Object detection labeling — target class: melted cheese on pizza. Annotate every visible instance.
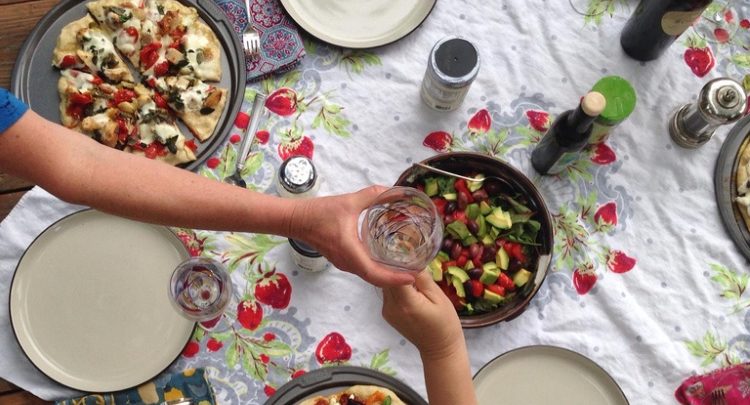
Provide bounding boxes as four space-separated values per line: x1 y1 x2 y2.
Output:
82 31 117 64
183 33 212 78
61 70 96 92
115 19 141 54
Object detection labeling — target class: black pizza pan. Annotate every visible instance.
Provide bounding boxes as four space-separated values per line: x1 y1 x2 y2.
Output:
265 366 428 405
11 0 246 172
715 114 750 260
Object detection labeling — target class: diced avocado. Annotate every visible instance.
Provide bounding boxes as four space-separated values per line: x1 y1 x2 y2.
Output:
513 268 533 287
463 260 475 271
424 178 439 197
483 289 505 304
447 266 470 283
466 203 480 220
429 257 443 282
479 200 492 215
481 234 494 246
468 175 485 192
443 192 457 201
490 227 500 239
446 221 471 239
486 207 513 229
495 247 510 270
479 263 499 285
461 236 478 246
477 215 487 238
452 277 466 298
437 251 450 262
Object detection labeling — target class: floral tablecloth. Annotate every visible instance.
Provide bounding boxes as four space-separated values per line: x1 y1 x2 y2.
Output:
3 1 750 404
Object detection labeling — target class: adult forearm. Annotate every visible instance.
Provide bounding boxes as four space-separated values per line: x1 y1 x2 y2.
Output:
420 339 477 405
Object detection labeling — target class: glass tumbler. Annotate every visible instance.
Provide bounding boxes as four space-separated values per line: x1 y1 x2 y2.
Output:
359 186 443 272
169 257 232 322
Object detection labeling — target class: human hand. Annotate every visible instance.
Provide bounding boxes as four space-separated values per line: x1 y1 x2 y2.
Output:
381 269 464 360
289 185 416 287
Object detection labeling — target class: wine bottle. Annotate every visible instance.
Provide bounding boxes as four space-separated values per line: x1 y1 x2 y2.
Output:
531 92 606 175
620 0 712 61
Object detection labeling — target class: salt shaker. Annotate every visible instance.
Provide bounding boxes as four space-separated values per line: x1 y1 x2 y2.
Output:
420 36 480 111
669 78 747 149
276 156 319 198
288 239 330 273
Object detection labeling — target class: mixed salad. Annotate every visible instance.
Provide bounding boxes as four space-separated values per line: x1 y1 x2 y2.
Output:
415 173 541 315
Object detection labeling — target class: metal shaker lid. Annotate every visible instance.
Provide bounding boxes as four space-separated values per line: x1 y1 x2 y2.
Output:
428 37 480 88
279 156 317 194
699 78 747 124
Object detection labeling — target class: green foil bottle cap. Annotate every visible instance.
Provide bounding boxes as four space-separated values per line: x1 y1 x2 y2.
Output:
591 76 636 126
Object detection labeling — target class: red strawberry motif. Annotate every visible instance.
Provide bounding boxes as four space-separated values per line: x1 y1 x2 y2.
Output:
263 332 276 342
468 109 491 134
175 230 205 257
255 272 292 309
725 9 734 23
526 110 550 132
291 369 306 379
265 88 298 116
594 202 618 229
206 157 221 169
182 341 199 357
573 267 597 295
256 129 270 145
590 143 616 165
315 332 352 364
206 338 223 352
278 136 314 160
607 250 636 274
684 36 715 78
423 131 452 152
234 111 250 129
264 385 276 397
741 19 750 29
237 300 263 330
229 133 241 144
714 28 730 43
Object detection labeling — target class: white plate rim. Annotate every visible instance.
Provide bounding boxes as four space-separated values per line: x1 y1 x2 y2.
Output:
8 209 195 392
473 345 629 404
279 0 437 49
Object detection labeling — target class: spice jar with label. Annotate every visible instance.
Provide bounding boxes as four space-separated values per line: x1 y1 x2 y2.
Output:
276 156 320 198
420 36 480 111
288 239 330 273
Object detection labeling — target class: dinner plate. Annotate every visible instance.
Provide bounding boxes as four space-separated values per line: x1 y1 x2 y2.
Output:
473 346 628 405
9 210 194 392
279 0 437 49
10 0 246 172
715 115 750 260
266 366 427 405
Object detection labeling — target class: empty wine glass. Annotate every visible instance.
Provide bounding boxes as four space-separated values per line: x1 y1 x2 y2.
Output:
359 187 443 273
169 257 232 323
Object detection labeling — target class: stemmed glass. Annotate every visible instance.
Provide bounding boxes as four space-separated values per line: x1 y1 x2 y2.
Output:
359 187 443 273
169 257 233 328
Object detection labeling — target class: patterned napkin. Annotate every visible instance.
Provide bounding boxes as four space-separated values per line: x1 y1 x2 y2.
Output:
675 363 750 404
54 369 215 405
212 0 305 82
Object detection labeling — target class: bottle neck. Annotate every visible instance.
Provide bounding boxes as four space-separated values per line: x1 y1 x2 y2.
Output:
566 104 597 134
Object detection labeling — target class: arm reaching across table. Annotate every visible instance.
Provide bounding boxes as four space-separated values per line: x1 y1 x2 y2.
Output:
0 88 414 287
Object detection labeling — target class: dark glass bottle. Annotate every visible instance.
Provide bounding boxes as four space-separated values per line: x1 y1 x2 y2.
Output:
531 92 606 175
621 0 712 61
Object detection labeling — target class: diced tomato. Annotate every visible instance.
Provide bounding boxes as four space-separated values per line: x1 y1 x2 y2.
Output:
116 118 129 143
440 282 465 311
454 178 469 193
66 104 86 121
456 255 468 268
432 197 447 216
90 75 103 85
153 60 169 77
469 280 484 298
144 142 168 159
111 88 136 106
454 210 467 224
458 188 474 204
170 27 186 43
414 184 425 192
140 42 161 70
146 77 158 88
184 139 198 152
153 92 168 109
59 55 78 69
487 284 506 297
441 260 457 272
471 256 483 269
498 272 515 291
124 26 139 40
500 240 527 263
69 92 93 106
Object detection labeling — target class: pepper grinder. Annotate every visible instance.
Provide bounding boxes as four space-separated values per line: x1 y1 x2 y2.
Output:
669 78 747 149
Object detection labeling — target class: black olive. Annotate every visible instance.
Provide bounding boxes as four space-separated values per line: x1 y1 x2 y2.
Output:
482 245 497 262
450 242 463 260
468 268 483 280
467 220 479 235
442 237 454 252
445 201 457 214
200 107 214 115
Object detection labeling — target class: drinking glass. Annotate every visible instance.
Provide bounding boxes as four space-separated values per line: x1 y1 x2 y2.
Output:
169 257 232 322
359 186 443 272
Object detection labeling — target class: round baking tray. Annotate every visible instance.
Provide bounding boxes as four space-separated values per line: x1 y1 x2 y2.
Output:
10 0 246 172
715 115 750 261
265 366 427 405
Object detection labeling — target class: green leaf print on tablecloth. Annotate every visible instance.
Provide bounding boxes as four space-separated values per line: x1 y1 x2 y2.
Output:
367 349 397 377
710 263 750 313
686 331 739 368
222 233 285 274
577 0 628 25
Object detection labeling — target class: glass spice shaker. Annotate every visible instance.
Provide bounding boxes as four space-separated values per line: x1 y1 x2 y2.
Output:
420 36 480 111
669 78 747 149
275 156 320 198
288 239 330 273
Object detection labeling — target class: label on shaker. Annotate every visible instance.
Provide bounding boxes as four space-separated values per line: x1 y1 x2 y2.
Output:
420 76 470 111
661 10 704 36
547 151 580 174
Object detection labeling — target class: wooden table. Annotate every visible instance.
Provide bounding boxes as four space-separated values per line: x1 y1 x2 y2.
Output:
1 1 58 403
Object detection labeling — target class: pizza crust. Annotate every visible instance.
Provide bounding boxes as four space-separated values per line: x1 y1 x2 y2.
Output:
181 88 226 141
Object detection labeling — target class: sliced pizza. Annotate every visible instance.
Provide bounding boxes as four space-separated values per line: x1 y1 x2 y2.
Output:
57 69 117 129
86 0 144 66
299 385 406 405
149 75 226 141
736 138 750 232
53 14 135 84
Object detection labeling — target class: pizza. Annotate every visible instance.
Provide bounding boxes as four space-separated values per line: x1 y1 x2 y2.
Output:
53 0 226 165
299 385 406 405
736 137 750 232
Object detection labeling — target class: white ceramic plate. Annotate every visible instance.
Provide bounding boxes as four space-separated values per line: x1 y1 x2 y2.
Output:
279 0 436 48
10 210 194 392
474 346 628 405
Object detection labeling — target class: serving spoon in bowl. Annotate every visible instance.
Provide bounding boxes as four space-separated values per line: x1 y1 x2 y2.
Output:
225 92 266 188
410 162 514 190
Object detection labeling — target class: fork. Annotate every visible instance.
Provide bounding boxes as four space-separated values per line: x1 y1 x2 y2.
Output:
711 388 727 405
225 92 266 188
242 0 261 56
411 162 514 189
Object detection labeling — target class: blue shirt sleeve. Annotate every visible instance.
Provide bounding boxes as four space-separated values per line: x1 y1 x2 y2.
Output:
0 88 29 134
